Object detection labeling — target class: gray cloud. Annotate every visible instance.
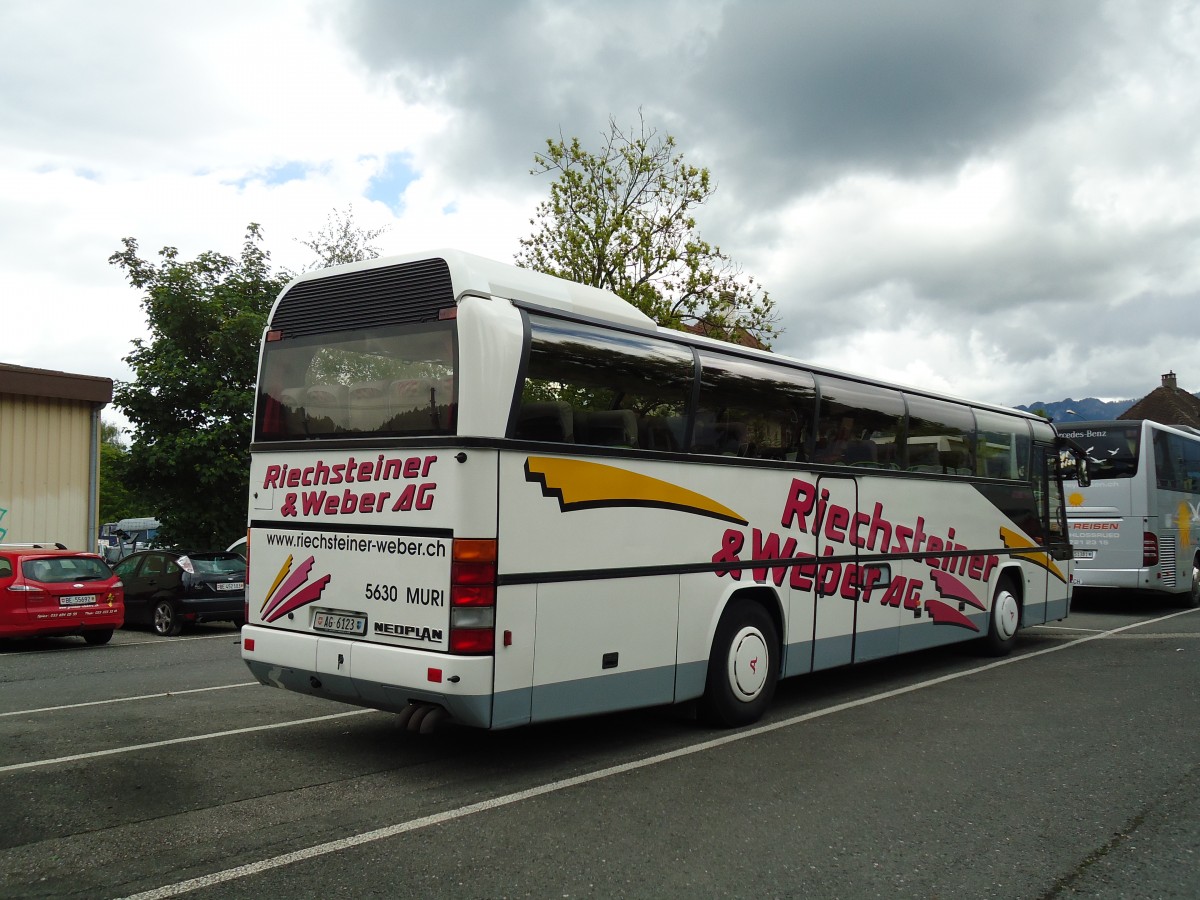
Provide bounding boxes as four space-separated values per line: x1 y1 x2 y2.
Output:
6 0 1197 411
689 2 1110 191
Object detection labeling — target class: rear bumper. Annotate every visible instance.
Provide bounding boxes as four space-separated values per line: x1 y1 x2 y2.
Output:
1071 567 1145 589
179 595 244 621
240 624 494 728
1069 567 1179 592
1 606 124 638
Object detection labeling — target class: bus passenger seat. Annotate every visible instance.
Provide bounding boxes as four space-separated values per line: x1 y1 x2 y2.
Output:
691 411 720 454
390 379 434 413
666 416 689 450
714 422 749 456
305 384 347 430
280 388 307 431
639 416 678 451
578 410 638 447
514 401 574 443
348 381 390 431
843 438 878 464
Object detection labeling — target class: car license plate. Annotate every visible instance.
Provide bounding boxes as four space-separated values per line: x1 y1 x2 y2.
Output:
312 610 367 636
59 594 97 607
216 582 244 591
1073 549 1096 560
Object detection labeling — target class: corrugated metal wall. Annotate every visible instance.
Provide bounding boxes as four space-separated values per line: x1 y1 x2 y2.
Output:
0 392 96 550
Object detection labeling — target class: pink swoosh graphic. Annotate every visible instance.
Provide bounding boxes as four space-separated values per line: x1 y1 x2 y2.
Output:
264 575 332 622
263 557 316 619
929 570 986 610
924 598 980 631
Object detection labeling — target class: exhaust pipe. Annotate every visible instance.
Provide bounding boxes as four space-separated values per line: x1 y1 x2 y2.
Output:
395 702 449 734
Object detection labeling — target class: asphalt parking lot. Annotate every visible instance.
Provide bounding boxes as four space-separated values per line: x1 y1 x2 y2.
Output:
1 595 1198 899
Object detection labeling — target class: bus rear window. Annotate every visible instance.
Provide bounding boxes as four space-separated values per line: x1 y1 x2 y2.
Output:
255 322 456 440
1058 425 1140 479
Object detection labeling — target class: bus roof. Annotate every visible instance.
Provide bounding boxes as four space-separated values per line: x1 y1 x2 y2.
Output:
275 249 1050 426
279 249 656 330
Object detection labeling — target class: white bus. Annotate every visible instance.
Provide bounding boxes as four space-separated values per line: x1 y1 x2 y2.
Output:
1058 419 1200 607
241 250 1083 731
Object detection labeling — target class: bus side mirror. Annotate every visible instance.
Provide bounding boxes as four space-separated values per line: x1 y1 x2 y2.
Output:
1075 455 1091 488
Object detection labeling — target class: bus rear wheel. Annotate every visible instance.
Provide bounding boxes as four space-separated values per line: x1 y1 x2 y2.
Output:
982 578 1021 656
699 599 779 728
1183 561 1200 609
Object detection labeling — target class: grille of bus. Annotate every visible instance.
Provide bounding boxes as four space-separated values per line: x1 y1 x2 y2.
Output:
271 257 454 336
1159 535 1178 587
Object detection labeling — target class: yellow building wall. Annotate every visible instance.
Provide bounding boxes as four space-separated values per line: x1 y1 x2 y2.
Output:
0 392 97 550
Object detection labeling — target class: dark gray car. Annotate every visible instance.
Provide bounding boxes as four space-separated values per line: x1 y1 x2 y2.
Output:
112 550 245 636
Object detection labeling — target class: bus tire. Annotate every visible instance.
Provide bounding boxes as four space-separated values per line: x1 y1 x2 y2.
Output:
1183 561 1200 609
83 629 113 646
982 577 1021 656
699 599 779 728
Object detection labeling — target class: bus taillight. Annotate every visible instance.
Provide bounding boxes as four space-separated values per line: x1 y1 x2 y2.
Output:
1143 532 1159 567
450 539 496 654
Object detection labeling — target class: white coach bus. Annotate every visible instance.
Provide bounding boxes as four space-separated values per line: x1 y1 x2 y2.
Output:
1058 419 1200 607
241 250 1084 731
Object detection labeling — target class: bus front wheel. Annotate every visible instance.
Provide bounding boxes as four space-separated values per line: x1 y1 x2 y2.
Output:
983 578 1021 656
699 599 779 728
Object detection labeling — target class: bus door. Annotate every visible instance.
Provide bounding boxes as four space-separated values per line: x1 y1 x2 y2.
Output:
1026 444 1067 623
808 476 870 670
851 480 902 663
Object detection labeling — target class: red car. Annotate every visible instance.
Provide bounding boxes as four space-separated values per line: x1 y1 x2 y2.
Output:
0 546 125 644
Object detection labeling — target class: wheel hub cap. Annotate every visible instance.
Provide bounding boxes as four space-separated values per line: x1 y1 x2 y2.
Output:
995 591 1019 640
728 627 769 701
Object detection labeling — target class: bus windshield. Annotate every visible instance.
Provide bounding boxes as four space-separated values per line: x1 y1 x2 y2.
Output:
255 321 456 440
1058 424 1140 479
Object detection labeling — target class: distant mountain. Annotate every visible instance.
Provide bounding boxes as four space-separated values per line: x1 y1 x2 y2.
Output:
1014 397 1134 422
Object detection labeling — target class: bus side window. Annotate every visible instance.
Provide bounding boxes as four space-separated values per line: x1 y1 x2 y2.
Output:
974 409 1031 480
694 351 816 461
815 375 904 469
517 316 694 449
904 395 976 475
1154 430 1180 491
1182 432 1200 491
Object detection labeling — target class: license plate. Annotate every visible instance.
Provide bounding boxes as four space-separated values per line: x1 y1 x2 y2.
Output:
312 610 367 636
59 595 97 607
1073 549 1096 560
216 582 244 591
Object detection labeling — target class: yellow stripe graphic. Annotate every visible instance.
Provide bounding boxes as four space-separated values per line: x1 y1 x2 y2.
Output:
261 554 292 612
999 526 1066 583
525 457 748 525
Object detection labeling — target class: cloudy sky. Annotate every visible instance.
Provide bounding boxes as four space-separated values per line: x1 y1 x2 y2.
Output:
4 0 1199 418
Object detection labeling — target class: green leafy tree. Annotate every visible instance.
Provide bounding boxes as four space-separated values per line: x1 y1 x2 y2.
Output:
98 420 148 523
517 115 779 348
109 225 287 549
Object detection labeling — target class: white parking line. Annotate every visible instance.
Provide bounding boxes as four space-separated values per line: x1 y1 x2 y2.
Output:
0 710 375 775
115 633 241 648
0 631 237 658
0 682 259 718
118 606 1199 900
